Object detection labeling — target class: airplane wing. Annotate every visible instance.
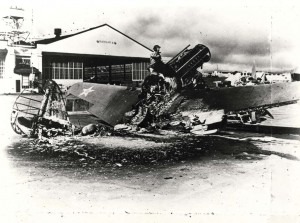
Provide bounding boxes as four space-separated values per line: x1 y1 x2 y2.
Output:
180 81 300 112
67 82 140 126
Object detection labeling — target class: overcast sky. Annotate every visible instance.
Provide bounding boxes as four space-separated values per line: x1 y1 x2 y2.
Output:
1 0 300 72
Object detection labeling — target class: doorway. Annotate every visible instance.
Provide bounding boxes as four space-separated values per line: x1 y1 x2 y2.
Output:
16 80 20 92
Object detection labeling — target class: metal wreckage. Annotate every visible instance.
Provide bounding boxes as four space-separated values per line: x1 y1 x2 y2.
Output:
10 44 300 138
11 80 70 138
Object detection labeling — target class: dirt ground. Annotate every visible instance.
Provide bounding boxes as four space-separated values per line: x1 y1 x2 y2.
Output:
0 95 300 223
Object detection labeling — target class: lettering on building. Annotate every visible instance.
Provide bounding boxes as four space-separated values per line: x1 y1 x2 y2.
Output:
96 40 117 45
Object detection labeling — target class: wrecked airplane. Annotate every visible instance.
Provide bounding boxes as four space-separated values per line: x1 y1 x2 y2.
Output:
66 44 225 135
11 44 300 137
66 44 300 135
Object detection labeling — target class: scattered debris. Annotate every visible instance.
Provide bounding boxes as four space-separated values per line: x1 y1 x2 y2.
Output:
9 132 297 170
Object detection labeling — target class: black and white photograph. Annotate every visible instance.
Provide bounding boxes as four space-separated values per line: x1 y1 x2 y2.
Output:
0 0 300 222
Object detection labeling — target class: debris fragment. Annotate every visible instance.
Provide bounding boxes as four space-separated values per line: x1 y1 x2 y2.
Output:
81 124 97 135
114 124 130 131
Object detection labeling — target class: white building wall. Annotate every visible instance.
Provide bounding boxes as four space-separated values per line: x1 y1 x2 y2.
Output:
30 49 42 71
0 41 41 94
38 25 151 58
0 41 18 93
5 47 18 93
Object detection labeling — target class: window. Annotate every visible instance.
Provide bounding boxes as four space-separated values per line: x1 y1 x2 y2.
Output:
0 58 4 79
22 75 29 88
97 66 109 82
66 98 92 112
45 61 83 79
132 62 150 81
111 65 125 83
84 65 110 83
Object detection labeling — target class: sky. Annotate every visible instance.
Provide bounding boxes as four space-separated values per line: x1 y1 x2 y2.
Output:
1 0 300 72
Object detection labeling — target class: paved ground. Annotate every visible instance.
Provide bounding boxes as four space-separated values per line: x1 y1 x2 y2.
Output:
0 95 300 223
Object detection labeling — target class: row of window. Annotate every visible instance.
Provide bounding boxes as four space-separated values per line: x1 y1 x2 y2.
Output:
0 58 149 81
84 64 131 79
54 62 150 81
51 62 83 68
44 62 83 79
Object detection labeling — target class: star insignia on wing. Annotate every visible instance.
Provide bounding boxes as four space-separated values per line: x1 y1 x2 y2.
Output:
79 86 95 97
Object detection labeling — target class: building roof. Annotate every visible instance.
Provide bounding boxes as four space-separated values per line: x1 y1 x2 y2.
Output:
35 23 152 52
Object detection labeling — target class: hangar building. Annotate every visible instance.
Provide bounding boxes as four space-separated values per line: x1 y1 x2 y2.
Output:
0 24 152 93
